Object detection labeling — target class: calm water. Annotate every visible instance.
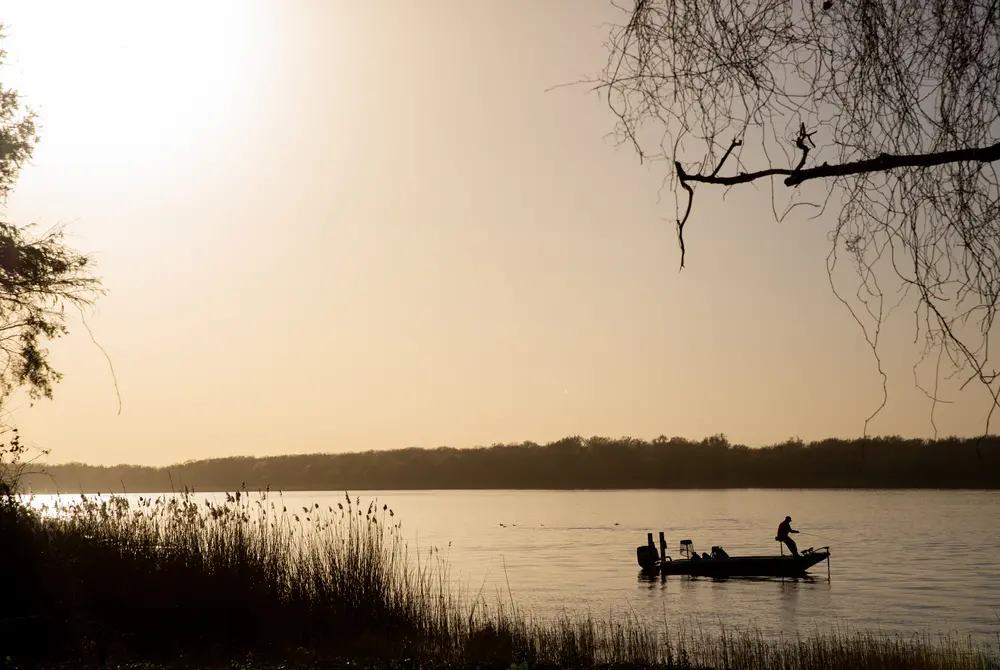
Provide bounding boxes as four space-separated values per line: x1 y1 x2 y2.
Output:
31 489 1000 644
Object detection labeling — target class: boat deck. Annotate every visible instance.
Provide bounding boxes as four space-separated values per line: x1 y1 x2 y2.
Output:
653 549 830 578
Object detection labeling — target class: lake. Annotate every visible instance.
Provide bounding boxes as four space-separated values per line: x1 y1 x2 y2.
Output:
29 488 1000 645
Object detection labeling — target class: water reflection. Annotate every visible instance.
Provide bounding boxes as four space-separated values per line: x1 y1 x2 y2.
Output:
638 572 824 585
778 577 803 626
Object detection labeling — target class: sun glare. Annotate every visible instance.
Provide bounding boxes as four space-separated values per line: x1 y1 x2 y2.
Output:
2 0 263 185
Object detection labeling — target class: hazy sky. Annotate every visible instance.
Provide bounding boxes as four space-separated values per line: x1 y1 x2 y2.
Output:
0 1 993 466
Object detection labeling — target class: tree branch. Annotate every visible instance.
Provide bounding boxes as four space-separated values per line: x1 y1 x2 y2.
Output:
677 178 694 268
676 137 743 268
677 139 1000 189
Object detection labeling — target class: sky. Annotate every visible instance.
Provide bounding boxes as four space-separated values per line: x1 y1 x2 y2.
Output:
0 0 994 467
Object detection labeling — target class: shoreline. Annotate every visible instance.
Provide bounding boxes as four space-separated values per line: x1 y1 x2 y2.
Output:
21 484 1000 493
20 433 1000 493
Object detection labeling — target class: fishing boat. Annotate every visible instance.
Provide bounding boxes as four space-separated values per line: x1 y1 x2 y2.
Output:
636 532 830 579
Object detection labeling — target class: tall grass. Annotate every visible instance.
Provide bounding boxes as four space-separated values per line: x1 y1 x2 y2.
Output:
1 489 997 669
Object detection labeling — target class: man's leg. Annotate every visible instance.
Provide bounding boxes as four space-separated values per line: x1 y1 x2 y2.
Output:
783 537 799 556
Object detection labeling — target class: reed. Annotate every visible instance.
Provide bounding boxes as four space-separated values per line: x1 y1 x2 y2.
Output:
0 490 997 669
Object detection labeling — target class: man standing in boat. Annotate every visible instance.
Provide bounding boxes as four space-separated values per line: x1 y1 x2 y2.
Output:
776 516 800 556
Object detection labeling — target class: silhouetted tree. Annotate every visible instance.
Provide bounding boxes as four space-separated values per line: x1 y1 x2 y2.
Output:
0 26 102 493
20 434 1000 493
595 0 1000 431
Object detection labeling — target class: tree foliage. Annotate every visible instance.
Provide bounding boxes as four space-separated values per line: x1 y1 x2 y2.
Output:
20 434 1000 493
0 26 102 492
595 0 1000 431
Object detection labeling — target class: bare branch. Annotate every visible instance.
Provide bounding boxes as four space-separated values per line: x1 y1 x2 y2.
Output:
594 0 1000 442
678 139 1000 189
711 137 743 177
677 177 695 268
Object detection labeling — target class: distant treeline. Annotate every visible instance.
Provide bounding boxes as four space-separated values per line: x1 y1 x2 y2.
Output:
21 434 1000 494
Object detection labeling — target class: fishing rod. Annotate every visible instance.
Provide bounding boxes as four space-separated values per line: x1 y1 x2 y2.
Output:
797 530 835 541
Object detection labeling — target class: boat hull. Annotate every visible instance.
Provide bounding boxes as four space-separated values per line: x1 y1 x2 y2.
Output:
649 550 830 578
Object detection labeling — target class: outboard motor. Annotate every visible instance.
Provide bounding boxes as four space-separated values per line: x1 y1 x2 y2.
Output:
637 532 660 571
636 544 658 571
